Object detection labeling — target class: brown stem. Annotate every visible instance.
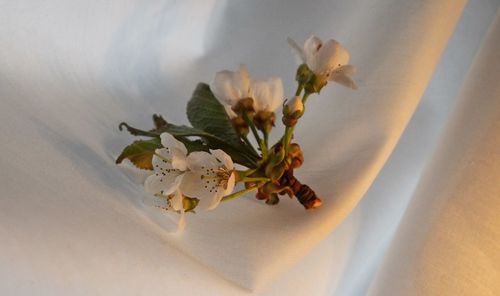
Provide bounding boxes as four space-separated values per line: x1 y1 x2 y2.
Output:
278 169 322 209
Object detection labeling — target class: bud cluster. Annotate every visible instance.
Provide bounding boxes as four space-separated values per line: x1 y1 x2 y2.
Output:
246 143 306 205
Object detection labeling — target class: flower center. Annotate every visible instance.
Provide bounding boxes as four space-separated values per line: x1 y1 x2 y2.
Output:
201 166 234 192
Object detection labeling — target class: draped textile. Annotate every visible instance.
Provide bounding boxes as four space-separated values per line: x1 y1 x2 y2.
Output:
0 0 498 295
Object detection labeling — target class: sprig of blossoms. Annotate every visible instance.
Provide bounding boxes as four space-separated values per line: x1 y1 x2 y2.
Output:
116 35 357 231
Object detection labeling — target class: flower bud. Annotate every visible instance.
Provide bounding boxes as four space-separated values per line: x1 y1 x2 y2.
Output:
288 143 304 169
269 163 287 181
256 190 268 200
268 145 286 166
282 96 305 127
296 63 312 85
288 96 304 115
265 193 280 205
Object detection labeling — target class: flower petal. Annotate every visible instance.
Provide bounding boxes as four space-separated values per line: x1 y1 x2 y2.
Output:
224 104 238 119
154 148 172 163
179 171 222 210
236 64 252 98
303 35 323 72
170 189 184 211
224 172 236 196
287 37 305 64
186 151 218 172
266 77 284 111
316 39 350 75
331 73 358 90
144 171 183 196
210 149 234 171
161 133 187 155
251 77 284 112
287 96 304 114
332 64 356 77
211 65 252 107
251 80 270 111
212 70 240 106
171 149 188 171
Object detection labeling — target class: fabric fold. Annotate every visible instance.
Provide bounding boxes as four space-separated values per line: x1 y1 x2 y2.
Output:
369 8 500 295
0 0 470 293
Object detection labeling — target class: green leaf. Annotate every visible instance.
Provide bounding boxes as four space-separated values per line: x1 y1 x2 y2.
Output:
187 83 240 142
186 83 259 167
154 124 214 138
181 138 209 153
115 138 162 170
119 122 158 137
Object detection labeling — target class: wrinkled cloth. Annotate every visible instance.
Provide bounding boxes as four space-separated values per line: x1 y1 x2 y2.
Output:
0 0 499 295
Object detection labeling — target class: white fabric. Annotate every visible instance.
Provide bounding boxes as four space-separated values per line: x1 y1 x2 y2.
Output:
0 0 499 295
369 9 500 295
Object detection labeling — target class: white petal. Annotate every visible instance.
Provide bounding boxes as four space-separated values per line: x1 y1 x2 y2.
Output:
154 148 172 162
160 133 187 156
171 149 188 171
303 35 323 71
224 172 236 196
186 151 218 172
211 65 253 107
210 149 234 171
331 73 358 90
202 172 235 211
206 192 225 210
251 80 270 111
152 150 186 175
251 77 284 112
287 37 305 64
287 96 304 114
179 171 222 210
144 172 183 196
212 70 240 105
332 64 356 77
316 39 350 75
170 190 184 211
266 77 284 112
236 64 252 98
224 104 238 119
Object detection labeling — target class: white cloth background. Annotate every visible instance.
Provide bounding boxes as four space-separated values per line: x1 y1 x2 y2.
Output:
0 0 498 295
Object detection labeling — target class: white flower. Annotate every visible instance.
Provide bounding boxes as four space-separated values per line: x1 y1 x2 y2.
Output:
287 36 357 89
251 77 284 113
286 96 304 114
180 149 235 210
144 133 188 196
212 64 252 107
143 133 189 231
141 133 238 229
212 65 284 116
149 189 186 231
